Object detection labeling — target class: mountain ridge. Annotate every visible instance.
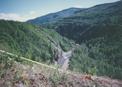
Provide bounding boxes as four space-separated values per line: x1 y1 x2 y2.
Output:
27 1 122 26
27 7 83 25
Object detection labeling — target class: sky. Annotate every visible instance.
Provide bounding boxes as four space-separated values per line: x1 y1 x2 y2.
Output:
0 0 120 22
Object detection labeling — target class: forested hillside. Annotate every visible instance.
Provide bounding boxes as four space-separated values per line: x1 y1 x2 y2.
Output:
54 1 122 42
0 20 72 64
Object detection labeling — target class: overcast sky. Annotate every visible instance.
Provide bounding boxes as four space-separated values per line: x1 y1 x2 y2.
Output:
0 0 120 21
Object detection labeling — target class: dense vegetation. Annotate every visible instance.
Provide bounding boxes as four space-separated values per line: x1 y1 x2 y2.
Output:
0 20 72 64
0 19 122 80
54 1 122 42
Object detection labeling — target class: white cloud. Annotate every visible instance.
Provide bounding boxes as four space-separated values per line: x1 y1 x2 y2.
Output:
0 11 40 22
0 13 25 22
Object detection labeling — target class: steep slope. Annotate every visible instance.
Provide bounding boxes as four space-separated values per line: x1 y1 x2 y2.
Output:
0 51 122 87
27 8 82 26
0 20 72 64
55 1 122 42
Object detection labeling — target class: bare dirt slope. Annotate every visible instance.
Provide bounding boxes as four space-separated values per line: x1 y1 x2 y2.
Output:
0 50 122 87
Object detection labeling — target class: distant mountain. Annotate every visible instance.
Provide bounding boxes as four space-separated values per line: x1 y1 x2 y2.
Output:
54 0 122 43
27 8 83 25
